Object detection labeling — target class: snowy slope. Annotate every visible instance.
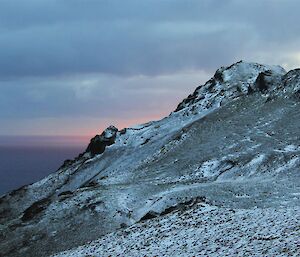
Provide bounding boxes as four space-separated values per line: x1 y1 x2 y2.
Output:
0 61 300 257
53 203 300 257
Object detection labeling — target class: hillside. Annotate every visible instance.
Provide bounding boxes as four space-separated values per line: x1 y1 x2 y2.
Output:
1 61 299 257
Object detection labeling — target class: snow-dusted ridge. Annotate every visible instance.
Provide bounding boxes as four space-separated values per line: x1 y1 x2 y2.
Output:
0 61 300 257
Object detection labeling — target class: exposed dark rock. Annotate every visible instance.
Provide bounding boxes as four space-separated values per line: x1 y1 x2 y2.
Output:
86 125 118 156
224 60 243 71
247 85 254 94
213 69 224 82
174 90 200 112
255 72 270 92
254 70 284 93
21 197 51 222
120 223 127 229
88 200 104 211
236 85 242 93
174 103 185 112
207 79 217 92
80 180 99 189
282 69 300 96
282 69 300 85
58 191 73 197
140 211 159 221
173 133 182 141
61 159 73 169
141 138 150 145
175 95 196 112
119 128 127 135
87 181 99 187
8 185 28 198
140 196 206 222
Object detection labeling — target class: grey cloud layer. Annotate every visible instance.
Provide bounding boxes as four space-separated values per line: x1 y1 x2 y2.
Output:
0 71 209 119
1 0 300 134
1 0 300 78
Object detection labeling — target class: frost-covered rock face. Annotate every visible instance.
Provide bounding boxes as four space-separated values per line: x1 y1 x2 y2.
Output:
1 61 300 257
86 125 118 156
282 69 300 96
175 61 285 112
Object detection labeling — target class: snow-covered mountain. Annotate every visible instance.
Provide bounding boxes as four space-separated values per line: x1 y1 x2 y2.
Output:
1 61 299 257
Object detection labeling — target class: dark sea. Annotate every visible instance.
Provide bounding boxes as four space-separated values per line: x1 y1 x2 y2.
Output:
0 136 88 195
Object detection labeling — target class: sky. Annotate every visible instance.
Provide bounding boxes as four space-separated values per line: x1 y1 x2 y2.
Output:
1 0 300 138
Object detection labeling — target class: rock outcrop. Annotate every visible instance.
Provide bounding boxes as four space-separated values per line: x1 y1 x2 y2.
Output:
86 125 118 156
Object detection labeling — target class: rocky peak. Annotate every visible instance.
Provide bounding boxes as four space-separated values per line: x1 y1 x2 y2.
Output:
175 61 286 112
216 60 285 85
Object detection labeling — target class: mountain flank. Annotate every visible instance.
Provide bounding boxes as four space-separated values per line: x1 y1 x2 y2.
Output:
0 61 299 257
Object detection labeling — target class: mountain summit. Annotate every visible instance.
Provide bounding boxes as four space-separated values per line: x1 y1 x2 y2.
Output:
1 61 299 257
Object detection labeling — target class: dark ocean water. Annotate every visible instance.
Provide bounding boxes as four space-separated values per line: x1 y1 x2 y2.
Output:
0 144 85 195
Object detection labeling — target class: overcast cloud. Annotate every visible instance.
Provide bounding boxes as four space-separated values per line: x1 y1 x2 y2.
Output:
1 0 300 135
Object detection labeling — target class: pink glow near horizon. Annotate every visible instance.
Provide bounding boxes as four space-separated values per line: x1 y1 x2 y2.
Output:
0 112 171 148
76 113 170 139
